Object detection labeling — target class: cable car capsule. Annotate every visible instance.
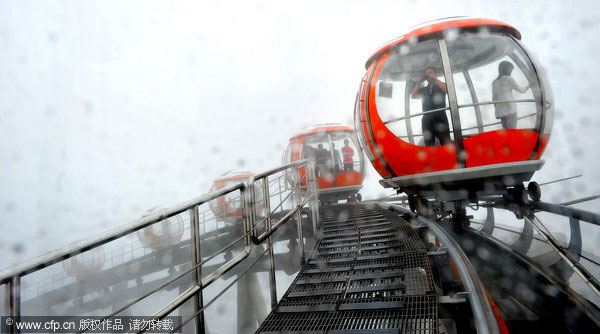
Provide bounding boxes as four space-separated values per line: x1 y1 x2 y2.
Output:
137 208 184 249
283 123 366 203
354 17 553 200
209 170 255 222
62 247 105 277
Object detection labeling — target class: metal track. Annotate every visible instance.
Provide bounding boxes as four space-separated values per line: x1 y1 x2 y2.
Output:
256 204 437 334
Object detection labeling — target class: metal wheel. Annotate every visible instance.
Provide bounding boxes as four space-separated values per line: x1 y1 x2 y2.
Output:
528 181 541 202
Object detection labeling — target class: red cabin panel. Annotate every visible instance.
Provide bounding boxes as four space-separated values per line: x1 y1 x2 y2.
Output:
464 130 539 167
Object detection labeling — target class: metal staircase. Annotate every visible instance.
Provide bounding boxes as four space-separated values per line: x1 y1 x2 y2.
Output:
256 204 438 333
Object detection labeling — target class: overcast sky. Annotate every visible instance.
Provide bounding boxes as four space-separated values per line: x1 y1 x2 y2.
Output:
1 0 599 269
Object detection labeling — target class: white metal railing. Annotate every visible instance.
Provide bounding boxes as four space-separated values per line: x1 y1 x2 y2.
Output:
0 159 319 334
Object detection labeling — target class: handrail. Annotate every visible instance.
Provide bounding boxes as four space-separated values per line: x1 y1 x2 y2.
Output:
0 182 246 283
385 204 500 334
145 159 318 331
1 159 320 334
251 190 312 245
254 159 310 179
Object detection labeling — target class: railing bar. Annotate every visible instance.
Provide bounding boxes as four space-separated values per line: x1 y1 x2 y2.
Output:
6 160 317 333
253 192 312 244
0 182 246 283
397 112 538 138
86 206 274 326
383 99 536 125
528 215 600 298
294 165 305 264
253 172 309 230
457 98 536 109
253 159 310 180
533 201 600 226
263 176 278 307
383 106 451 124
146 285 201 328
9 275 20 334
189 205 205 333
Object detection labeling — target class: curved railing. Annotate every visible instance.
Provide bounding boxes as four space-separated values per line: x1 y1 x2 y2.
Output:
0 160 319 334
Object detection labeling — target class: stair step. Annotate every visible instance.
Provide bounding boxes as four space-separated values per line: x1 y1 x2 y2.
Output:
351 271 405 281
304 266 352 274
329 329 400 334
277 304 337 313
288 288 344 298
338 301 405 311
296 276 348 285
347 283 406 294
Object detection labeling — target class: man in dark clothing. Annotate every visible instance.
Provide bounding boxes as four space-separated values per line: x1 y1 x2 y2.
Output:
410 67 451 146
315 144 331 177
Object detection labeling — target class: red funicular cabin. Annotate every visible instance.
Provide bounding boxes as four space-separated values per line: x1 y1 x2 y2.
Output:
284 124 366 203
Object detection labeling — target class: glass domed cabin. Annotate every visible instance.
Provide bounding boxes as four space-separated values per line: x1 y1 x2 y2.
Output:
137 208 184 249
209 170 254 221
284 124 366 203
354 17 554 199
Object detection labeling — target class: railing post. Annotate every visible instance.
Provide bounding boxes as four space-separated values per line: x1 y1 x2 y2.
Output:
4 283 9 316
246 178 256 243
308 160 320 235
8 275 20 334
278 177 284 214
294 165 305 264
262 177 278 308
189 205 205 334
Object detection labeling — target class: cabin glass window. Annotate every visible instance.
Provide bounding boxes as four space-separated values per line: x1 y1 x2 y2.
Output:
446 33 543 134
375 38 454 146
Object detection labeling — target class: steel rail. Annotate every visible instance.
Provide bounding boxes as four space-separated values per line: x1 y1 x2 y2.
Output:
533 201 600 226
526 215 600 299
559 195 600 207
385 204 500 334
470 219 600 267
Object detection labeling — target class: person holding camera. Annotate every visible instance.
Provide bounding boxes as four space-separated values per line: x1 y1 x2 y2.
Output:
411 66 451 146
492 61 533 129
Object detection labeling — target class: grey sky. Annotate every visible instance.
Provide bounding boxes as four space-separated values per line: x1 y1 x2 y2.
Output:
1 0 599 268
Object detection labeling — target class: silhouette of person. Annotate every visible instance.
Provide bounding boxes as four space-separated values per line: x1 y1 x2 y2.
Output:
411 66 451 146
492 61 532 129
341 139 355 172
315 143 330 177
332 142 341 173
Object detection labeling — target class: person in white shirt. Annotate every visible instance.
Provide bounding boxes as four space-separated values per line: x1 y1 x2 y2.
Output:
491 61 533 129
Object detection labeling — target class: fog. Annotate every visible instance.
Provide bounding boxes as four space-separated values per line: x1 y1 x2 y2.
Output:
1 0 599 269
